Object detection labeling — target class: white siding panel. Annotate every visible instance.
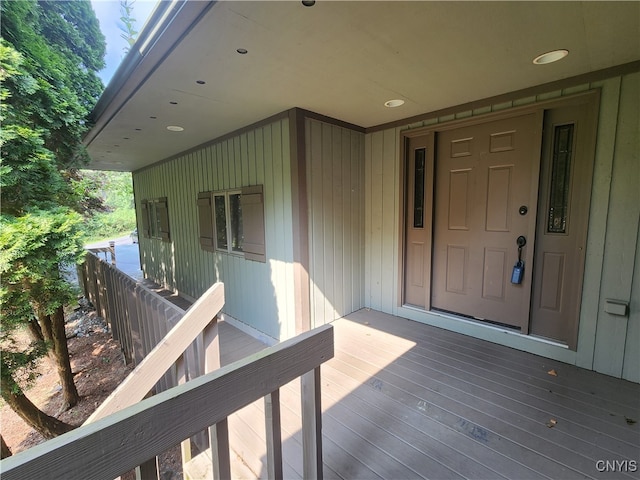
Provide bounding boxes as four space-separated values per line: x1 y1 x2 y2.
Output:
306 118 365 327
133 118 294 341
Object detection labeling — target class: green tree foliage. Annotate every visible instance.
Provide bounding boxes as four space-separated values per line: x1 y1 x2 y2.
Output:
79 170 136 242
0 0 106 439
119 0 139 53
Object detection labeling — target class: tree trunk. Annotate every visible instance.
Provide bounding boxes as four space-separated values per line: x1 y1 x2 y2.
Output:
39 311 54 348
26 316 45 344
51 306 79 410
1 435 11 459
0 368 75 440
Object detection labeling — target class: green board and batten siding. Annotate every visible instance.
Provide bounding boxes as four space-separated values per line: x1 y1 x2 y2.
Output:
306 118 365 327
364 72 640 382
133 118 296 341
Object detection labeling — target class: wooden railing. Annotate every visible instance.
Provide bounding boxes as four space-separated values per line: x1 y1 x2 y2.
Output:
88 240 116 265
0 323 334 480
3 253 335 479
78 251 197 391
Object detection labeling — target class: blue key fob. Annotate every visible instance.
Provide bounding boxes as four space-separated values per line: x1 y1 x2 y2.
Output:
511 261 524 284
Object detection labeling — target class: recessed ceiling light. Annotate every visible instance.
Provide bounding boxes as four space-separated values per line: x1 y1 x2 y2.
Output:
196 80 206 85
533 49 569 65
123 137 130 140
167 125 184 132
149 116 157 119
169 101 178 105
302 0 315 6
135 128 142 131
384 99 405 108
237 48 248 55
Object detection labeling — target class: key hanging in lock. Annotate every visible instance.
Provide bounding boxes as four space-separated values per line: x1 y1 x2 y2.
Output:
511 236 526 284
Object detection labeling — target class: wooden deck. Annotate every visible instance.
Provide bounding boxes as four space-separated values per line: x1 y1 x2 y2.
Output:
218 310 640 480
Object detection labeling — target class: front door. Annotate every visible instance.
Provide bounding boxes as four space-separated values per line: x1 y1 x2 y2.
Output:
430 113 542 330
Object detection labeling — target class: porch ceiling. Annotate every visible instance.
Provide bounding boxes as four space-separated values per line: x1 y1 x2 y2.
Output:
85 1 640 172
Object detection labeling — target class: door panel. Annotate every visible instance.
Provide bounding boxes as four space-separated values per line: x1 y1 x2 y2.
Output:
448 170 471 229
486 166 512 231
482 247 507 300
432 113 542 329
404 134 434 308
530 103 596 349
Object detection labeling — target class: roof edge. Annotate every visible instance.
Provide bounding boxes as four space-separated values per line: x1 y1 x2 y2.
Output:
84 1 216 148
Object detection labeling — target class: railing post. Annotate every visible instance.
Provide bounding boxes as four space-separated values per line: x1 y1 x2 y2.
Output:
109 240 116 265
301 367 323 480
177 354 192 467
136 452 159 480
265 389 283 480
204 318 231 480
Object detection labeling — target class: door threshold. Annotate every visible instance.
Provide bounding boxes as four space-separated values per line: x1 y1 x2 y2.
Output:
405 306 570 349
528 334 569 349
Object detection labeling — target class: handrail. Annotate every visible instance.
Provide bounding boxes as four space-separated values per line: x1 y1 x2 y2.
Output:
85 282 224 423
87 241 116 265
1 324 334 480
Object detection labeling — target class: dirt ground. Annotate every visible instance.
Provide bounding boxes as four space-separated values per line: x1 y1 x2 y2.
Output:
1 302 183 479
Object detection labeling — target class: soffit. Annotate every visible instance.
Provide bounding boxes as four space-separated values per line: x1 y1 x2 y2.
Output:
86 1 640 172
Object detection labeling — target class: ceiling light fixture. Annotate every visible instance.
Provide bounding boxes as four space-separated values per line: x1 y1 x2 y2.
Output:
196 80 206 85
384 99 405 108
237 48 248 55
302 0 315 6
533 49 569 65
167 125 184 132
169 101 178 105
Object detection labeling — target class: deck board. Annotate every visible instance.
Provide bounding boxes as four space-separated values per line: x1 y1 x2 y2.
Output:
212 310 640 480
335 318 639 456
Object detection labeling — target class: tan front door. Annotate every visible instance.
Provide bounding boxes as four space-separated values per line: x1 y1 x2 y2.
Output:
530 101 597 349
431 113 543 330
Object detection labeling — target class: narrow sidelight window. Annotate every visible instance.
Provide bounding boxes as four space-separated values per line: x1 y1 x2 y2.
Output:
547 124 574 234
414 148 426 228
